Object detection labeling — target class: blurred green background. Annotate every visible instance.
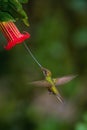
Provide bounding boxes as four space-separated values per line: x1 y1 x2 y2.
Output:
0 0 87 130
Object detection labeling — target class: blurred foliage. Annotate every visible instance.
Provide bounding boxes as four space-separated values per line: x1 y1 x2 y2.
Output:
0 0 87 130
75 112 87 130
0 0 29 26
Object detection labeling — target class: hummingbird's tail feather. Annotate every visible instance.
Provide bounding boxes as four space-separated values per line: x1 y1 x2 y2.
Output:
55 94 64 104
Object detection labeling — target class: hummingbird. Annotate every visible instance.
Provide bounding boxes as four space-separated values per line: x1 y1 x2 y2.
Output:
23 42 77 103
30 67 77 103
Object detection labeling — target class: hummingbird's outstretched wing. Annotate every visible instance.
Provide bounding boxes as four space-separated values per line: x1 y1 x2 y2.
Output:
29 75 77 87
29 80 51 87
54 75 77 86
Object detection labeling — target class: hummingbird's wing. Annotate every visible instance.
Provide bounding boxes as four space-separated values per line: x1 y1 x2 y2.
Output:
29 75 77 87
29 80 51 87
53 75 77 86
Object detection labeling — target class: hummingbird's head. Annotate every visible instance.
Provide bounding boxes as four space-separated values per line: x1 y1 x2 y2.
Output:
42 67 52 77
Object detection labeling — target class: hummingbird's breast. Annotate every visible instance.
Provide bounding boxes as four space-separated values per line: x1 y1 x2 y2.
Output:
45 76 58 95
46 76 54 85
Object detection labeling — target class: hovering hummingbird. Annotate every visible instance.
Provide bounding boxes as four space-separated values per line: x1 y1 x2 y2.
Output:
23 42 77 103
30 67 77 103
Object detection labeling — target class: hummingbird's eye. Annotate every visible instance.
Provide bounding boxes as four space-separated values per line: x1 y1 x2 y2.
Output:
44 70 47 74
43 70 47 76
